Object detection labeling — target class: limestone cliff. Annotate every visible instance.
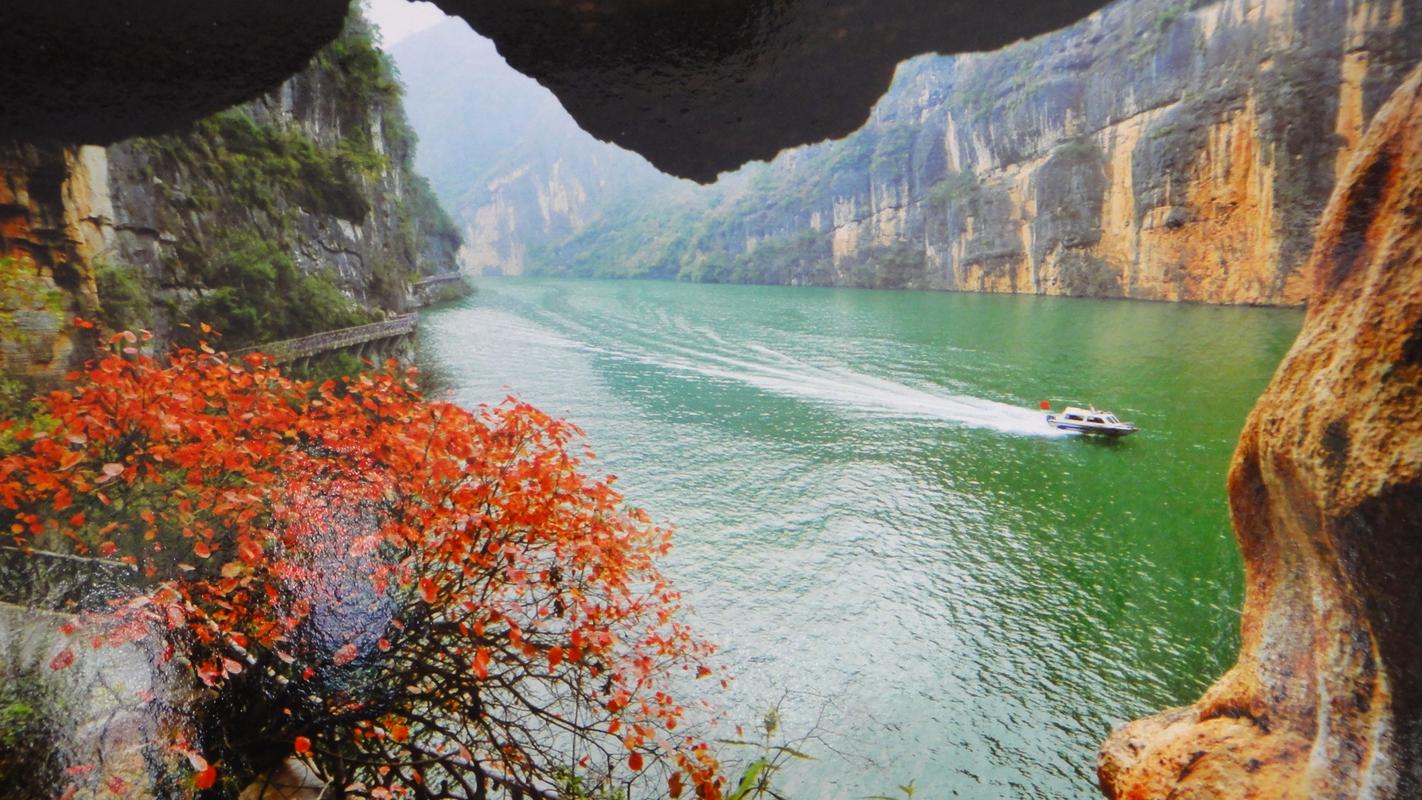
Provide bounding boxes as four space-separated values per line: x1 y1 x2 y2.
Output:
529 0 1420 305
0 145 102 387
390 20 684 278
0 5 461 386
1099 62 1422 799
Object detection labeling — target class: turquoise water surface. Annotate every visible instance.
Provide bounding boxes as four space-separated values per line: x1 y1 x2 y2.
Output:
420 278 1302 799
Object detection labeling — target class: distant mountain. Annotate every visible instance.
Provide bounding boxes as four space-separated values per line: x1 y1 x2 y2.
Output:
394 0 1419 306
391 20 687 276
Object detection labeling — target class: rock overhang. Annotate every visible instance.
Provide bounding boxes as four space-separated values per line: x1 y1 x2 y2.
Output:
1 0 1113 182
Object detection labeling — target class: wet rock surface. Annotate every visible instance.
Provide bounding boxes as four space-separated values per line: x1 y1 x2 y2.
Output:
0 602 189 800
1099 62 1422 799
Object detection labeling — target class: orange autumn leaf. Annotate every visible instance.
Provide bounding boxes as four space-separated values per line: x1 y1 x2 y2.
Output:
333 643 358 666
236 538 262 564
49 647 75 671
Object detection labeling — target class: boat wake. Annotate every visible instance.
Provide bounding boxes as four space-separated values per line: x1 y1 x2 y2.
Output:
682 354 1064 437
513 301 1065 438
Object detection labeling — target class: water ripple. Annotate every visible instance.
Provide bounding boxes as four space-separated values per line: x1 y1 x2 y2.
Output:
422 278 1302 799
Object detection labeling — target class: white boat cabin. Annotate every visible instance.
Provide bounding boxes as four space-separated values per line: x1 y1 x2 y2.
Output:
1059 407 1123 425
1045 404 1138 437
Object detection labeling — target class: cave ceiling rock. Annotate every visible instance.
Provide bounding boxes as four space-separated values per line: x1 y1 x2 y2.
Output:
1 0 1112 182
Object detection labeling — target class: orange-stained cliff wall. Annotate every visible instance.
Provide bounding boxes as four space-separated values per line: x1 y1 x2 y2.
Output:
0 143 103 384
1099 61 1422 799
538 0 1422 305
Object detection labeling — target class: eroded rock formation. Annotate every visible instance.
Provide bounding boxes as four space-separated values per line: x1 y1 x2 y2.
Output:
1099 62 1422 799
0 1 348 145
437 0 1112 181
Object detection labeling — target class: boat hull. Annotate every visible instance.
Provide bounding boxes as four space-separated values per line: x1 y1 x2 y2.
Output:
1046 416 1138 437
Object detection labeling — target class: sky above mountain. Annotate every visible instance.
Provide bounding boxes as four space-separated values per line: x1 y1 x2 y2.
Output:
364 0 449 49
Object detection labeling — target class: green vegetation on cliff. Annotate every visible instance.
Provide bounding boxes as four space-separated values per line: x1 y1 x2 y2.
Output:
0 645 70 798
0 256 67 418
183 234 374 348
92 3 459 353
130 108 373 225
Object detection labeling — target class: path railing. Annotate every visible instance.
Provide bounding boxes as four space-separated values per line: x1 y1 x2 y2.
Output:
230 314 417 364
412 272 473 307
412 272 468 289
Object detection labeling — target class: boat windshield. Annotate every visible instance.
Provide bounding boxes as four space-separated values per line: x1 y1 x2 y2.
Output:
1105 415 1119 423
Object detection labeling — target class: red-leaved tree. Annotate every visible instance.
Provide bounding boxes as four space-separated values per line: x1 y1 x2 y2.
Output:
0 330 724 799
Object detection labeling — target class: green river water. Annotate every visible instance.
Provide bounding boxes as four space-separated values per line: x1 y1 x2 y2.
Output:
419 278 1303 799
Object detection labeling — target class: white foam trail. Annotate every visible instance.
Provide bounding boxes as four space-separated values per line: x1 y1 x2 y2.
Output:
495 296 1066 438
687 358 1064 437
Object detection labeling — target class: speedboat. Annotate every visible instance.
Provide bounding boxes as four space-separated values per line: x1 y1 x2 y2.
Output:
1043 404 1137 437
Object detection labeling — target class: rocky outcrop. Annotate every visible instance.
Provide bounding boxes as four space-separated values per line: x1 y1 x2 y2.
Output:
0 144 102 383
1099 62 1422 799
0 601 192 800
1 1 348 145
0 7 460 381
530 0 1421 305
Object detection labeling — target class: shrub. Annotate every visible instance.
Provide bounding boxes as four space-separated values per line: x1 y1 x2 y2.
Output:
0 339 725 799
184 235 373 348
0 256 65 346
923 171 980 209
286 351 366 385
199 111 371 222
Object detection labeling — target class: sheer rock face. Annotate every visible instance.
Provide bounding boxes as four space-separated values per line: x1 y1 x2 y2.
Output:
1099 63 1422 800
0 143 102 382
507 0 1420 305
